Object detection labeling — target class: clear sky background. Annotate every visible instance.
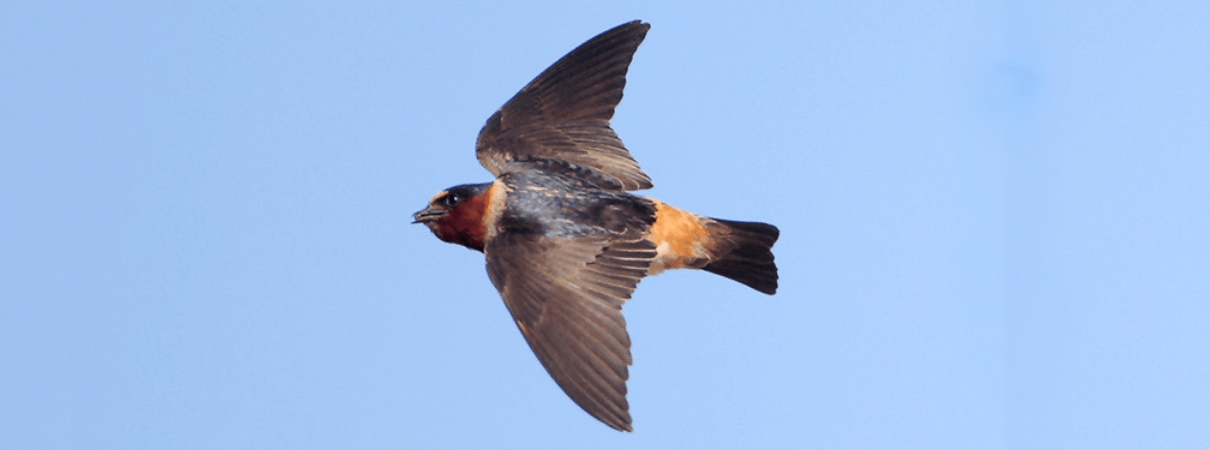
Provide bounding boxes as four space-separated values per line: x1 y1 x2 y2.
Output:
4 1 1208 449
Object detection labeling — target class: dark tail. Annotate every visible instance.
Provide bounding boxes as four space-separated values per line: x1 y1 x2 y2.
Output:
702 218 780 295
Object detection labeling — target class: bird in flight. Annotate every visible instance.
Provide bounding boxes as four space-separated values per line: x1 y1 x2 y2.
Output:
413 20 779 431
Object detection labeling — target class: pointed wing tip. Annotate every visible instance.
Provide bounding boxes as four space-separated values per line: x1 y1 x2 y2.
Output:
596 407 634 431
601 20 650 50
610 419 634 432
621 21 651 44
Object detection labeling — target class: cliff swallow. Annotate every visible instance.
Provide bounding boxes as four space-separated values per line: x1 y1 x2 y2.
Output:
413 20 779 431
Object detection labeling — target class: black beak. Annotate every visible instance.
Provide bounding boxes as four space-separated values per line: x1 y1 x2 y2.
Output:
412 207 444 224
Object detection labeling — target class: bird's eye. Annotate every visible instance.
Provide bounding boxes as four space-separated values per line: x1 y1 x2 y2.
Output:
443 193 462 206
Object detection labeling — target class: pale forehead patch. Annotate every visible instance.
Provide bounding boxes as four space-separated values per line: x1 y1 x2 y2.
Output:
428 190 449 205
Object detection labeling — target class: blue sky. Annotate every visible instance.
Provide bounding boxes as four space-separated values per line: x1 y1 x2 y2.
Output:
4 1 1208 449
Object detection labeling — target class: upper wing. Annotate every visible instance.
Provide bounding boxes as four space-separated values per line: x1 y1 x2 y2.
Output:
476 21 653 191
485 231 656 431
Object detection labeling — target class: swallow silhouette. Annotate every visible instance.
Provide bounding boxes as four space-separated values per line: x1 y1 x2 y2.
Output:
414 20 779 431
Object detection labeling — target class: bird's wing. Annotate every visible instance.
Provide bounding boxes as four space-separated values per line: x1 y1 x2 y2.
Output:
484 231 656 431
476 20 652 191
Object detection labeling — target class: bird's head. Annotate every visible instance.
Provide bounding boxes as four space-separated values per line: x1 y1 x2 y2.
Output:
413 182 494 251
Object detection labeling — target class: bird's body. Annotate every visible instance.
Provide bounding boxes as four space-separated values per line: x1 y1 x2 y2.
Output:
413 21 779 431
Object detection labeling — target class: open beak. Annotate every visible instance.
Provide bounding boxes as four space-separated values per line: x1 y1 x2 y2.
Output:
412 207 445 224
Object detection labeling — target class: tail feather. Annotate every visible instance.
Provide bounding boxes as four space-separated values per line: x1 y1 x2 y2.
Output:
703 218 779 295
